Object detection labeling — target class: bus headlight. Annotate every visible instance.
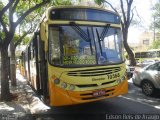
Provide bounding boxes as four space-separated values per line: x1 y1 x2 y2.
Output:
69 85 75 91
61 82 67 88
117 76 126 83
53 78 60 84
121 76 126 81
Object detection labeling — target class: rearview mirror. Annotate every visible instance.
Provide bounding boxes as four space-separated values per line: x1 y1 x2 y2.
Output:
40 23 47 41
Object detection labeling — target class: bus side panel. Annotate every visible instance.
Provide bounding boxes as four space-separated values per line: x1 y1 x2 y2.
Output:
29 42 34 89
34 33 41 93
26 34 41 93
25 47 30 83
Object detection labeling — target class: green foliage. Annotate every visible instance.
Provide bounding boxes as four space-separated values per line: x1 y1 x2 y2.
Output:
16 0 45 17
94 0 105 5
13 33 30 45
21 36 30 45
0 1 3 10
15 0 47 34
0 0 48 43
152 0 160 31
16 0 73 46
13 34 20 43
51 0 72 6
0 0 73 47
0 32 5 40
0 1 7 40
150 40 160 49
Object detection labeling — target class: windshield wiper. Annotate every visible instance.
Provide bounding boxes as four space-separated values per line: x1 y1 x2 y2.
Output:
96 24 110 55
100 24 110 41
87 27 93 55
70 22 90 42
96 28 102 55
70 22 93 54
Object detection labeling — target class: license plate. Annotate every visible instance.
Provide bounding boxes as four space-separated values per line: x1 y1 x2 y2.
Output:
93 90 106 97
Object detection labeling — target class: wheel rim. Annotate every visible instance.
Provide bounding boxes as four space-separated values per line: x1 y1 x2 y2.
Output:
142 82 153 95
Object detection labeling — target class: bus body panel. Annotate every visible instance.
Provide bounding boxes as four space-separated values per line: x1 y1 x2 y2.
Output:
49 79 128 106
48 63 126 91
48 63 127 106
21 6 128 106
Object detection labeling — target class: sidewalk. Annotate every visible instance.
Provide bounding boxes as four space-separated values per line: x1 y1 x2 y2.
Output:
0 70 50 119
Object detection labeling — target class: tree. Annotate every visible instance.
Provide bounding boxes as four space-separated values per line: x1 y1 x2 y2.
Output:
9 9 42 86
150 40 160 49
95 0 136 65
9 0 73 87
0 0 49 101
51 0 72 5
152 0 160 31
9 28 33 86
151 0 160 41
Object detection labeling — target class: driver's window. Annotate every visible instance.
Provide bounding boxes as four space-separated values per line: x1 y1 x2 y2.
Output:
49 27 61 65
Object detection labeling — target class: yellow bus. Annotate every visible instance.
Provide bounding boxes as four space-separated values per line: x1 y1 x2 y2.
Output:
135 49 160 63
21 6 128 106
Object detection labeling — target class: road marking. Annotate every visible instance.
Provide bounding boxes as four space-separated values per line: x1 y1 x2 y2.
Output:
119 95 160 109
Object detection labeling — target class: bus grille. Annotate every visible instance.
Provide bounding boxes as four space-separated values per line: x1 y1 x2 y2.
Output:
76 80 116 88
80 89 115 100
67 67 121 77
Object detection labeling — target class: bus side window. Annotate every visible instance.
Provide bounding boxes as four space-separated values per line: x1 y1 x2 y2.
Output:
49 27 61 65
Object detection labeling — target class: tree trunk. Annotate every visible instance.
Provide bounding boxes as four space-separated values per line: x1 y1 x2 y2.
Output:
123 28 136 66
1 46 11 101
10 40 16 86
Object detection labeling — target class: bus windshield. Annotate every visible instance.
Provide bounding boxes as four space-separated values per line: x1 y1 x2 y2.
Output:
49 25 123 67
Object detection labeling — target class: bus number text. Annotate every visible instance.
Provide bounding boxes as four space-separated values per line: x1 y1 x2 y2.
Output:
107 73 120 79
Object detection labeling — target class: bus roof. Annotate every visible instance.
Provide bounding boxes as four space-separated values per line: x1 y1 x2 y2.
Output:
40 6 120 23
47 5 120 16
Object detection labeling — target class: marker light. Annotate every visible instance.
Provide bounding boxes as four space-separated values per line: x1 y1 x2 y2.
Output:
69 85 75 91
121 76 126 81
61 82 67 88
53 78 60 84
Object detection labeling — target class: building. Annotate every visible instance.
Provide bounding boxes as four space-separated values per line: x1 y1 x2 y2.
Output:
129 31 154 51
138 32 154 51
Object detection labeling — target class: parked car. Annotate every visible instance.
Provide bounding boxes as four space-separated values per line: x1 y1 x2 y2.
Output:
139 60 158 68
132 61 160 96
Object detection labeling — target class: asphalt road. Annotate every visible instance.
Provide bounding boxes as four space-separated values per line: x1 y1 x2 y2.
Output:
34 80 160 120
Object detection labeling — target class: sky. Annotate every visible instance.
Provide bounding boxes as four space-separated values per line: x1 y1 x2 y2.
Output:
74 0 157 44
101 0 157 44
128 0 156 43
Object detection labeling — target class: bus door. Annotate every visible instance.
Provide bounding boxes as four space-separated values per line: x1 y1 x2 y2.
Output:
27 46 31 83
37 32 48 99
29 39 38 90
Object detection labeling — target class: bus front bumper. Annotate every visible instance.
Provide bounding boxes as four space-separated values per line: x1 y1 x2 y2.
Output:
49 80 128 106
